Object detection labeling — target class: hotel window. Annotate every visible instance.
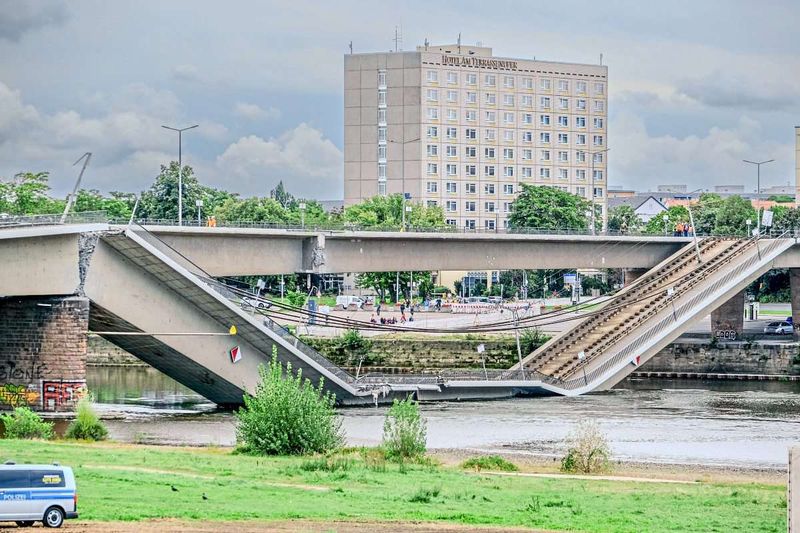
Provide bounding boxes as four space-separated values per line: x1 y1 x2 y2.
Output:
427 107 439 120
427 200 438 208
558 80 569 92
426 70 438 83
447 164 458 176
558 168 568 179
594 187 604 197
576 99 587 110
378 145 387 160
427 126 438 138
593 170 604 180
484 165 496 177
522 77 533 89
426 181 438 193
447 71 458 84
540 96 551 109
503 130 514 142
485 111 496 123
576 81 587 93
559 98 569 110
521 95 533 107
378 109 386 124
503 148 514 159
485 129 496 141
378 127 387 142
485 201 496 213
540 114 551 126
465 110 477 121
485 219 496 230
503 94 514 106
446 200 457 211
594 117 604 129
576 186 586 197
447 108 458 120
485 147 496 158
576 151 586 163
485 92 496 105
540 150 551 161
465 128 477 140
466 73 477 85
426 144 438 157
466 91 477 104
522 149 532 160
446 218 456 226
465 146 477 157
465 183 477 193
503 184 514 194
593 152 604 163
503 166 514 177
447 90 458 103
503 75 514 88
446 182 457 193
465 166 477 177
378 164 386 178
521 167 532 178
575 116 586 128
465 219 476 230
594 82 605 95
484 74 496 87
558 150 569 162
540 132 551 144
378 70 387 87
558 115 568 127
378 90 386 105
485 183 496 194
427 163 438 175
446 127 457 139
594 100 605 112
503 202 512 213
540 78 551 90
503 112 514 124
426 88 438 101
593 135 604 146
446 145 458 157
465 201 476 212
378 180 387 196
576 169 586 180
576 134 586 145
540 167 551 178
522 113 533 125
522 131 533 142
558 133 568 144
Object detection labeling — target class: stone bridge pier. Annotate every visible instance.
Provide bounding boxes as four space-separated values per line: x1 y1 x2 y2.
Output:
0 296 89 412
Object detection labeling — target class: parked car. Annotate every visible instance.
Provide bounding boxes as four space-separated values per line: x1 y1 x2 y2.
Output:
240 296 271 310
763 321 793 335
335 295 366 309
0 462 78 528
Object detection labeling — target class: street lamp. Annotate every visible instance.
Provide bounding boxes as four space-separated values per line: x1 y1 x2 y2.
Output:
299 202 307 229
662 214 669 236
685 188 704 263
743 158 775 235
388 137 421 230
577 147 610 235
195 199 203 226
162 124 199 226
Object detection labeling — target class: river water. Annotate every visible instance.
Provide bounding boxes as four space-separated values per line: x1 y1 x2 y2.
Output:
87 367 800 469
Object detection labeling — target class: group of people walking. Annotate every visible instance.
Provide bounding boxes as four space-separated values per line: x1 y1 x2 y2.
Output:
370 299 418 324
674 222 694 237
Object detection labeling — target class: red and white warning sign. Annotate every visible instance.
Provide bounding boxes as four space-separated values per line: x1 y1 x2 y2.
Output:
632 355 641 366
229 345 242 364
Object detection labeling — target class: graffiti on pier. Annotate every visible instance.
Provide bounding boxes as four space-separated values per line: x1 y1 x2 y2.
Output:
0 361 48 381
0 383 40 408
41 380 86 411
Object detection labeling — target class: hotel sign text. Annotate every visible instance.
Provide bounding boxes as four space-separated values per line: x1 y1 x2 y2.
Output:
442 55 518 70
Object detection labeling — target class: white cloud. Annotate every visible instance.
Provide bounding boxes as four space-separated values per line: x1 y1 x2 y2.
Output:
233 102 281 121
172 64 200 82
216 123 342 198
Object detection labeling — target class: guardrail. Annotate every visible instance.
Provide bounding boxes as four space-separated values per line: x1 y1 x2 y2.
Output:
0 211 108 227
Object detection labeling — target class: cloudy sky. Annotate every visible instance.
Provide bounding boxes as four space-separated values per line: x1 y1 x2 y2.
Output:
1 0 798 200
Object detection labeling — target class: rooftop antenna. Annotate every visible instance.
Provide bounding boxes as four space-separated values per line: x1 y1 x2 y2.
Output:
424 38 429 50
393 25 403 52
349 41 353 54
60 152 92 224
457 32 462 54
600 53 603 65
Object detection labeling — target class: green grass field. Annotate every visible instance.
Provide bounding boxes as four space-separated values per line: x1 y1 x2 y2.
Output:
0 441 786 532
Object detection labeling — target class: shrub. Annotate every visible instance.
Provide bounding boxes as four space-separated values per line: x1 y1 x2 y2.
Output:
520 328 549 355
461 455 519 472
560 419 611 474
333 330 373 364
382 397 427 461
235 347 344 455
286 290 307 308
65 395 108 441
1 407 54 440
408 486 440 503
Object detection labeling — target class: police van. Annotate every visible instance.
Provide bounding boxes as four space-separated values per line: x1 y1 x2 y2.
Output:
0 463 77 528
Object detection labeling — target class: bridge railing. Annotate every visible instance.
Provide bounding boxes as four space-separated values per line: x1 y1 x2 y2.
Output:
0 211 108 227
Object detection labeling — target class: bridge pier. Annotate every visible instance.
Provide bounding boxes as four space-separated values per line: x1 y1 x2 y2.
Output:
623 268 648 286
0 296 88 412
791 269 800 340
710 290 745 341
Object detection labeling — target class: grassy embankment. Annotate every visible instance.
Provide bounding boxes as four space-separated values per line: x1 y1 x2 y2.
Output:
0 440 786 532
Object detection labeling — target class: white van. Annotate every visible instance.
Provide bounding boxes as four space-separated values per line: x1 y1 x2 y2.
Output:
0 463 78 528
335 295 365 309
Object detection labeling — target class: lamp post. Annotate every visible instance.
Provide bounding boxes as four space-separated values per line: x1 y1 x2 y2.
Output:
299 202 307 229
195 199 203 226
388 137 421 230
743 159 775 235
662 214 669 236
578 147 610 235
162 124 199 226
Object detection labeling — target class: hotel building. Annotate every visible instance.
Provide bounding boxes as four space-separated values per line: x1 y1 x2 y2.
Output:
344 43 609 230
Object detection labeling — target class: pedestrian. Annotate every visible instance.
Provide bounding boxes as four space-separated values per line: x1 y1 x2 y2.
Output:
436 297 442 311
674 222 682 237
400 313 406 323
369 314 376 324
376 301 381 316
683 223 689 237
688 224 694 236
410 306 415 318
400 302 405 314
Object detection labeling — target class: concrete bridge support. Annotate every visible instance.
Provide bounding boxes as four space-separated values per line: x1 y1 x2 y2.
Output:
790 269 800 340
623 268 648 286
0 296 88 411
710 290 745 341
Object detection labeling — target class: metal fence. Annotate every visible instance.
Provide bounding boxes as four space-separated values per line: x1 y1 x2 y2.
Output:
0 211 108 228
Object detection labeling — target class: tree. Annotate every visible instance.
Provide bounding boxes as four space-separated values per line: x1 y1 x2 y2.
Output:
771 205 800 233
0 172 64 215
213 197 288 224
643 205 689 235
343 194 445 228
73 189 135 220
270 180 294 208
607 205 642 234
508 184 591 231
714 195 756 236
356 271 433 302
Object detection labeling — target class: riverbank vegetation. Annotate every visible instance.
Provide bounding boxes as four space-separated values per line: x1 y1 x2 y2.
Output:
0 440 786 532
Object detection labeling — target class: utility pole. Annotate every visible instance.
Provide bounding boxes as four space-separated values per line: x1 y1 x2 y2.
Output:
512 308 526 380
743 159 775 235
162 124 199 226
60 152 92 224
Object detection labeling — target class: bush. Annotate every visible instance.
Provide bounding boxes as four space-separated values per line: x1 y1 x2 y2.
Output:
382 397 427 461
408 486 441 503
235 347 344 455
1 407 54 440
65 396 108 441
286 290 307 308
520 328 549 355
461 455 519 472
560 419 611 474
